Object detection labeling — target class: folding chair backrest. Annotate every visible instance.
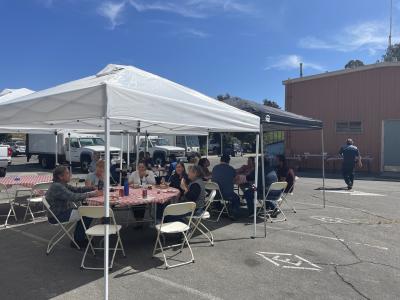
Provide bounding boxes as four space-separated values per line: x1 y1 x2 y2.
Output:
0 183 8 193
267 182 288 199
78 206 114 219
32 182 52 195
204 189 216 211
206 181 224 200
163 202 196 218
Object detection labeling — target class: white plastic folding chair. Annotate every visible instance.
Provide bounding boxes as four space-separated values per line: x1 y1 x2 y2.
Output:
207 181 230 222
23 182 52 223
78 206 126 270
258 181 288 223
42 198 81 254
187 188 216 246
152 202 196 269
0 183 18 227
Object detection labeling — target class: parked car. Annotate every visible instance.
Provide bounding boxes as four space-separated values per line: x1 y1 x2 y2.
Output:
9 140 26 157
0 144 12 177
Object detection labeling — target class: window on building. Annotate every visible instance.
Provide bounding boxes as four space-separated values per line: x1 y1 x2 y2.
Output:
335 121 362 133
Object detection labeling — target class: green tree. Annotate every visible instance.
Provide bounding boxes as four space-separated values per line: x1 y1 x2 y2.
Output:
383 43 400 62
0 133 11 143
263 99 281 109
216 93 231 101
344 59 365 69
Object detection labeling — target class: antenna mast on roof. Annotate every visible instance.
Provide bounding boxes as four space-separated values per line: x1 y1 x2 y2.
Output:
389 0 393 48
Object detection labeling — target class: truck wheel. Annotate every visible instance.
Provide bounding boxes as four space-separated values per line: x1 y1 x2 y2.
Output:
40 156 49 169
81 156 91 173
153 153 166 166
0 168 6 177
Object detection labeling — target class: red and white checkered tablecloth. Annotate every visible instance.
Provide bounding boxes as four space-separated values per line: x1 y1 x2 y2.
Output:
0 175 53 188
87 187 180 208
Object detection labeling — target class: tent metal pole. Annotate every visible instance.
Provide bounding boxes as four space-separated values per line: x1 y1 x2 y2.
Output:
68 132 72 175
321 129 326 208
260 129 266 237
54 131 58 166
127 133 130 171
253 132 260 238
206 134 209 159
136 122 140 170
145 131 148 154
104 117 110 300
220 133 223 156
119 132 124 185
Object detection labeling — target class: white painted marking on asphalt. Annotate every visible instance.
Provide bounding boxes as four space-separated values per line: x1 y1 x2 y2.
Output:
310 215 360 224
294 201 353 210
258 224 389 251
256 252 321 271
321 190 385 197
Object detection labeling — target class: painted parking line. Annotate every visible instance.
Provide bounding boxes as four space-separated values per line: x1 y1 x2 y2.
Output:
321 190 385 197
310 215 361 224
257 224 389 251
256 252 322 271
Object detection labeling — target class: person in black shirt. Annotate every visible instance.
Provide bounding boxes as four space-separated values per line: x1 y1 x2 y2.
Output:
275 155 295 193
339 138 362 190
168 162 189 197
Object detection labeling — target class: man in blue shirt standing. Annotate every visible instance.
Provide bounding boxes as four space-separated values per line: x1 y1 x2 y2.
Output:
339 138 362 190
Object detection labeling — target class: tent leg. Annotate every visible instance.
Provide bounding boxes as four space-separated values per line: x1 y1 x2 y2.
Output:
54 131 58 166
104 117 110 300
206 134 209 159
127 133 130 171
68 132 72 175
119 132 124 185
136 133 140 171
220 133 223 156
321 129 326 208
253 133 260 238
260 130 266 238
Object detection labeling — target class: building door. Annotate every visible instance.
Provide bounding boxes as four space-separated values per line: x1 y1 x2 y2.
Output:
383 120 400 172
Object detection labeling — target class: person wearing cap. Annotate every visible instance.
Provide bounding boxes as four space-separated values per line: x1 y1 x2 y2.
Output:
339 138 362 190
211 154 240 219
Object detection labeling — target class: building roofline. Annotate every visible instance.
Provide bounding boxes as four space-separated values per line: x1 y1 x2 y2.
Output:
282 61 400 85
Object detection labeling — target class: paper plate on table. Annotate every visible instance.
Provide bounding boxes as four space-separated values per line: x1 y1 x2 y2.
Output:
138 196 155 201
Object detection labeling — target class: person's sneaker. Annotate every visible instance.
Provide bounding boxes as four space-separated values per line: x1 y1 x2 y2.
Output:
347 185 353 190
271 208 281 218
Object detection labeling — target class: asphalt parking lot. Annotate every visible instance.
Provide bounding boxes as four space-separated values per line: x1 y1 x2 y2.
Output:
1 156 399 300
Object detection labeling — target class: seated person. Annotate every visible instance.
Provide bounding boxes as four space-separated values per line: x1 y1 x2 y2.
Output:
86 160 105 190
180 165 206 216
198 157 212 180
168 161 189 196
211 154 240 219
236 157 255 176
128 161 156 224
244 157 281 218
46 165 101 248
167 154 178 178
144 152 154 169
88 152 100 173
275 154 295 193
129 161 156 186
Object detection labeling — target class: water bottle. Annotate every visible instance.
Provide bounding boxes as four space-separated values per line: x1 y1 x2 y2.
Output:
123 178 129 196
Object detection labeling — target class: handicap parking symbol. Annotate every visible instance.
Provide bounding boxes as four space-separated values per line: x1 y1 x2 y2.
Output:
256 252 322 271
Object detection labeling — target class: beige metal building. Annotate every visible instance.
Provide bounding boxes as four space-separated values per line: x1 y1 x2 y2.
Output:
284 62 400 173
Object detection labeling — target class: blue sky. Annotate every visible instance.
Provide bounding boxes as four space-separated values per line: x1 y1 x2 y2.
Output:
0 0 398 107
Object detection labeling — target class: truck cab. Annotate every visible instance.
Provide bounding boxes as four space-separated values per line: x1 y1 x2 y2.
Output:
176 136 200 160
65 135 120 172
138 137 186 166
0 144 12 177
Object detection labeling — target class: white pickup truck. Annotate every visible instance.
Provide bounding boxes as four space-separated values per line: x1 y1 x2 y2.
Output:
0 144 11 177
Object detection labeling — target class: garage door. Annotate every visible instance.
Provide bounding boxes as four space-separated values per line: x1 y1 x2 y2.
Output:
383 120 400 172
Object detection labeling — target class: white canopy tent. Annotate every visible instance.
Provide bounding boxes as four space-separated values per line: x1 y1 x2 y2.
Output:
0 64 260 300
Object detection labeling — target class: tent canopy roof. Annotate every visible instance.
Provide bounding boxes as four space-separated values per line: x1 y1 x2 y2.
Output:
0 64 260 134
0 88 35 103
222 97 323 131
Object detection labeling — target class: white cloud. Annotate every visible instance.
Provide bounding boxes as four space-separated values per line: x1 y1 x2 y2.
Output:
181 28 210 38
128 0 254 18
265 55 324 72
97 1 126 29
299 21 398 55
